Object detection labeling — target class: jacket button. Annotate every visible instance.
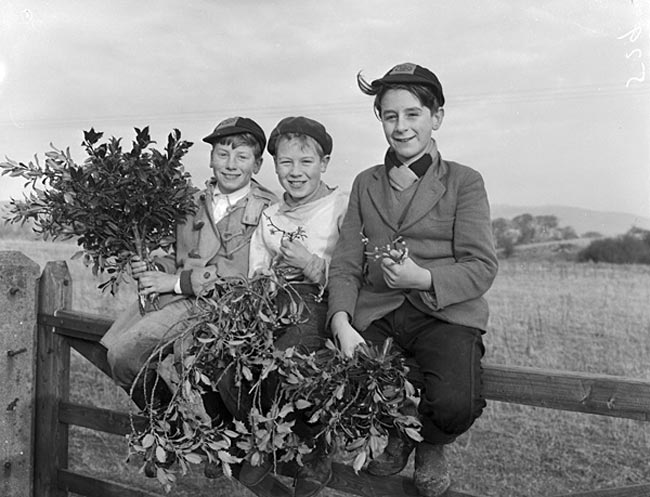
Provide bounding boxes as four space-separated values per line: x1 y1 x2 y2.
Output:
203 272 211 279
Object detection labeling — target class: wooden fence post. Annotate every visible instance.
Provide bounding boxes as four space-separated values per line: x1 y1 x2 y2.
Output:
34 261 72 497
0 251 40 497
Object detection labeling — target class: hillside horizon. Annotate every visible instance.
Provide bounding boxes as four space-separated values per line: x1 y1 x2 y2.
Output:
491 204 650 237
2 200 649 238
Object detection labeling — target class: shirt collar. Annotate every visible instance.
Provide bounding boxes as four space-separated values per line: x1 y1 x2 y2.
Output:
212 182 251 204
385 139 438 178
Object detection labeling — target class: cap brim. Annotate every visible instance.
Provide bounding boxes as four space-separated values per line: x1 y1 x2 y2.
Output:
371 75 444 105
202 125 249 144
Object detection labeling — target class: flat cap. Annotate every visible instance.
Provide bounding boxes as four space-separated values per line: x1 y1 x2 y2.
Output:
372 62 445 106
202 116 266 151
267 116 333 156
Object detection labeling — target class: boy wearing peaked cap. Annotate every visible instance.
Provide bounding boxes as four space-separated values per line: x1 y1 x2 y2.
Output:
249 115 347 288
327 63 498 496
101 117 278 427
220 116 348 496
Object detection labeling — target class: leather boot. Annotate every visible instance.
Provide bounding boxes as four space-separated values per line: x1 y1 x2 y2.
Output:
294 443 333 497
413 442 451 497
367 432 415 476
239 457 273 487
130 369 173 413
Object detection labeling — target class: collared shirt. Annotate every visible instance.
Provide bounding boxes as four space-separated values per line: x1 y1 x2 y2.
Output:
212 183 251 223
174 182 252 294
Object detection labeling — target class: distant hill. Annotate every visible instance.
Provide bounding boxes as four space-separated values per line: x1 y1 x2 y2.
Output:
3 200 650 240
491 204 650 237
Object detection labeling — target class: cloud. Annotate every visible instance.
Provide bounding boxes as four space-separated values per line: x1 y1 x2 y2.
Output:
0 1 648 217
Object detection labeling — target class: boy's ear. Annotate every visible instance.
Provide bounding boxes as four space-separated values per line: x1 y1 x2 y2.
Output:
432 108 444 131
320 155 331 173
253 157 263 174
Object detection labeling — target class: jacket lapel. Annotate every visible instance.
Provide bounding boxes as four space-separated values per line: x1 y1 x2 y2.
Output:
398 155 448 232
366 167 400 232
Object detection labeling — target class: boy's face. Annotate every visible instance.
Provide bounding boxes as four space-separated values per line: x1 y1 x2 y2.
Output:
210 143 262 194
274 137 329 202
379 88 444 163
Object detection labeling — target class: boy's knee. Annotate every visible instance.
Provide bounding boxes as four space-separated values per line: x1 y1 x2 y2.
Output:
106 342 141 389
421 388 485 436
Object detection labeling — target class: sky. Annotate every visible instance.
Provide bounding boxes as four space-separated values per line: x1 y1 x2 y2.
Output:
0 0 649 218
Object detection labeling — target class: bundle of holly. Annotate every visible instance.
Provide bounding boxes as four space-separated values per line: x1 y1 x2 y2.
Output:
0 127 198 310
127 273 422 492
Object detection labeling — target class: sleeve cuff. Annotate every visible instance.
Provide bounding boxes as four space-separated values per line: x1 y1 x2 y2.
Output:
419 270 439 309
179 270 194 295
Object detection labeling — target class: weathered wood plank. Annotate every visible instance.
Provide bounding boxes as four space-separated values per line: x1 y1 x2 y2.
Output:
57 469 161 497
34 262 72 497
550 483 650 497
59 402 145 436
41 309 112 342
65 335 112 378
43 308 650 421
232 467 294 497
56 401 481 497
323 462 482 497
483 365 650 421
0 251 40 497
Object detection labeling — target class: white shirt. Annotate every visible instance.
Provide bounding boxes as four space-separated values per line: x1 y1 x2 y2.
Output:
248 188 348 284
212 183 251 223
173 182 252 294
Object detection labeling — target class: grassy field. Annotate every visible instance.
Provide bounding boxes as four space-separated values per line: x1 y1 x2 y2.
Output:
3 239 650 497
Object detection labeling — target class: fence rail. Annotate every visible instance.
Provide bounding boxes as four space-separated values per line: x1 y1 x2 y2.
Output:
25 260 650 497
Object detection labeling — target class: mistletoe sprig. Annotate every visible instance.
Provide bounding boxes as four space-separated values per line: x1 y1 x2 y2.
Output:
278 338 422 473
0 127 198 299
128 273 311 489
127 273 422 492
361 232 409 263
265 213 307 242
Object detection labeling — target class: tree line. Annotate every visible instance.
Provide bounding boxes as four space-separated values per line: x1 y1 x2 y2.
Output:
491 214 583 257
577 227 650 265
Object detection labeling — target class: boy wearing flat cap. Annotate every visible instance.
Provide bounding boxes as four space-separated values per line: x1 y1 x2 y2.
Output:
221 116 347 496
249 115 347 288
102 117 277 417
328 63 498 496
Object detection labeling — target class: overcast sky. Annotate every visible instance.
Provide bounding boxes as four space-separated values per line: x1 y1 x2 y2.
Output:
1 0 649 217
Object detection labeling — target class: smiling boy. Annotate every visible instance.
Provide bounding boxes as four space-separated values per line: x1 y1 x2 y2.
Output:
101 117 278 415
328 63 498 497
238 116 347 496
248 116 347 287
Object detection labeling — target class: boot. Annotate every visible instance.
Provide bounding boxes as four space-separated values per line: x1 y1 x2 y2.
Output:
413 442 450 497
130 369 173 413
202 390 233 427
367 432 415 476
239 457 273 487
294 443 333 497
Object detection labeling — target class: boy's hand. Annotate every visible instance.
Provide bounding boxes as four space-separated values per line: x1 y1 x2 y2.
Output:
138 271 178 296
279 238 312 269
381 252 432 291
130 256 147 279
331 311 366 358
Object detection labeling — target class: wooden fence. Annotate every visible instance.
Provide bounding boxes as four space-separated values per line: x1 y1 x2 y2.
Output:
17 259 650 497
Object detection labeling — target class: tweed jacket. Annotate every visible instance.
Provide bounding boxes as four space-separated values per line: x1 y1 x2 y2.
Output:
327 150 498 332
153 178 278 305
